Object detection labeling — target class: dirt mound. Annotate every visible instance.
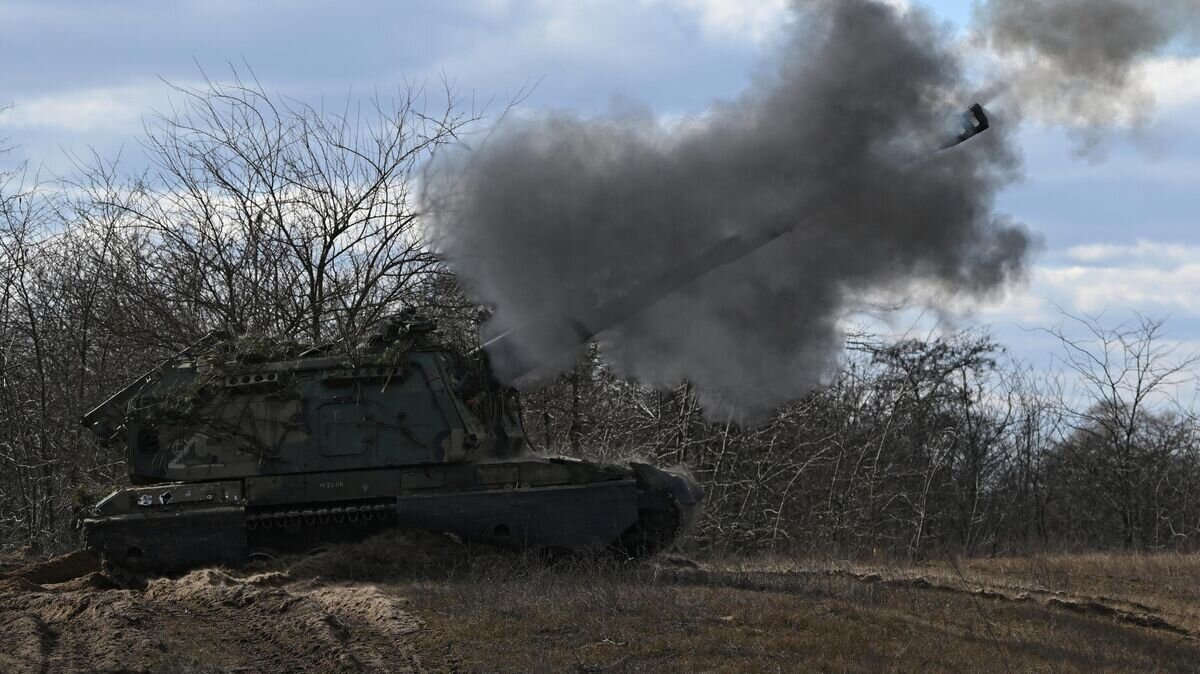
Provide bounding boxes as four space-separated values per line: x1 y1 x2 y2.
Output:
0 557 427 673
0 531 519 671
0 549 101 585
0 576 44 594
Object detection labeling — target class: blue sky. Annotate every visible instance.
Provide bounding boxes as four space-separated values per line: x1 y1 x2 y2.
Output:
2 0 1198 369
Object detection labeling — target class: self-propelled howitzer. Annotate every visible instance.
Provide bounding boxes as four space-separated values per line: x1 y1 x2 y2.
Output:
82 103 990 572
81 316 702 571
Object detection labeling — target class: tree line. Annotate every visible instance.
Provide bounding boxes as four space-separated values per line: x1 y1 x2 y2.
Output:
2 79 1198 558
532 322 1200 557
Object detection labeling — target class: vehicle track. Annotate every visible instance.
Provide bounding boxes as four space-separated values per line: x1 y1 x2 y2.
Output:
656 565 1196 639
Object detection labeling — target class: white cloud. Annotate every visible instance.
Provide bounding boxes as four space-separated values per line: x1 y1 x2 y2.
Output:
1144 56 1200 111
1066 240 1200 266
972 284 1052 323
642 0 790 44
966 241 1200 324
855 241 1200 333
1042 262 1200 315
643 0 923 46
0 82 169 133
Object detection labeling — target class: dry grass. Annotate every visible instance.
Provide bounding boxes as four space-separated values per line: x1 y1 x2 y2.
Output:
727 551 1200 636
962 552 1200 605
276 536 1200 673
8 535 1199 672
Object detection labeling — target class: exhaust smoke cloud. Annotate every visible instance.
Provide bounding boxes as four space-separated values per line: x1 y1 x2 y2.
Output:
426 0 1191 422
978 0 1200 136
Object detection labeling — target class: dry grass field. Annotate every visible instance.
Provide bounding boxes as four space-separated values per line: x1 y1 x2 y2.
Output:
401 550 1200 673
2 534 1199 672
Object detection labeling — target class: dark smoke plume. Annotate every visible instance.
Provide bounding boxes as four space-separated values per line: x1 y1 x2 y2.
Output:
426 0 1033 422
977 0 1199 138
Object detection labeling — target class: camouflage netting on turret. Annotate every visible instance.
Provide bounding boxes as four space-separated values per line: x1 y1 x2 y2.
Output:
119 319 447 462
122 336 313 461
198 335 308 367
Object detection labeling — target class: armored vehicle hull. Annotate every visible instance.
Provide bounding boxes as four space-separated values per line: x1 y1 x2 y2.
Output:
79 317 701 573
85 458 701 572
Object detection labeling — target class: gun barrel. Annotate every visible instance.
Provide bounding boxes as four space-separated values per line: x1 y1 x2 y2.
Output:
942 103 989 150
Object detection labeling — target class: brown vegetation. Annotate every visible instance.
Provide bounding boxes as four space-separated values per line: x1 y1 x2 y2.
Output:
403 549 1200 672
3 535 1198 672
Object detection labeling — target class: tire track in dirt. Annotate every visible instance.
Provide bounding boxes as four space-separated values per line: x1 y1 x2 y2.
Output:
0 558 428 673
657 565 1197 639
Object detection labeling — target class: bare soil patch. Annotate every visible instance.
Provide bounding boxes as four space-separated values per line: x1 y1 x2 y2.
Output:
0 541 429 673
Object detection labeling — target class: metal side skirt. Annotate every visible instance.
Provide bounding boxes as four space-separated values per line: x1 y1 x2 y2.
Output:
394 481 641 551
83 506 247 572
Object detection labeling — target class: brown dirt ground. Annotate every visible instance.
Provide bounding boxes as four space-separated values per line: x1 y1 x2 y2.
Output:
0 544 430 673
3 535 1199 673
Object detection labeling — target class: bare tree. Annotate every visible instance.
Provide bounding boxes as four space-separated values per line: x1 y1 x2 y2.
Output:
1044 311 1200 548
0 122 66 546
77 68 479 347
